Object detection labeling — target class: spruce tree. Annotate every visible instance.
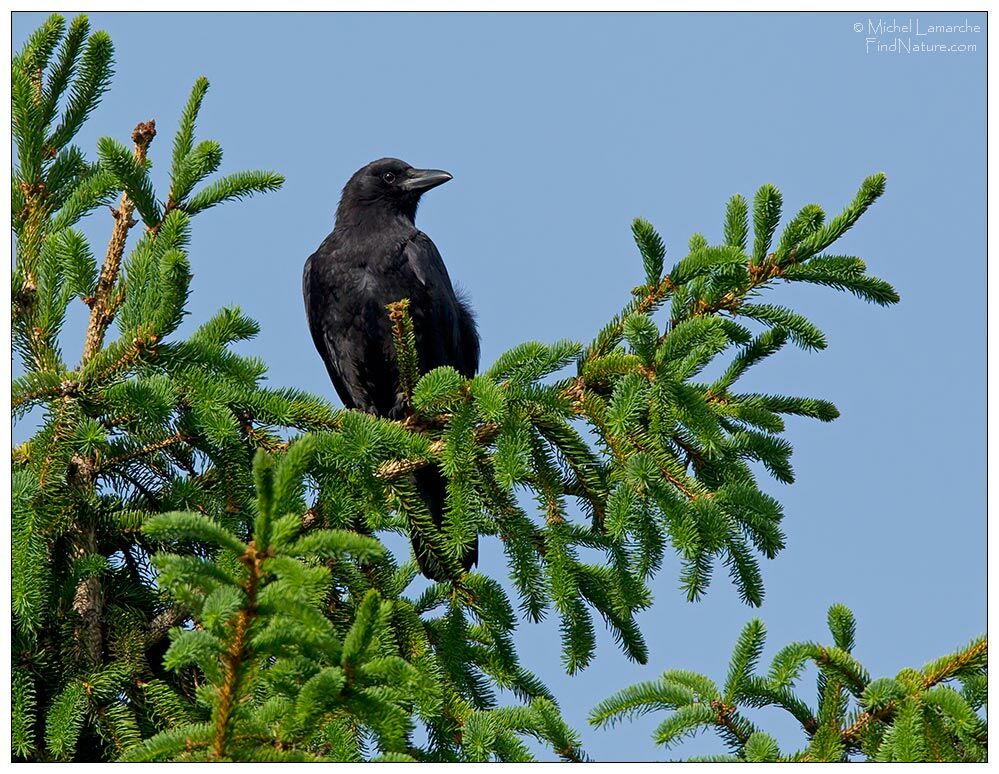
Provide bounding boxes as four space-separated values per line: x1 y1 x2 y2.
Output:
11 14 984 763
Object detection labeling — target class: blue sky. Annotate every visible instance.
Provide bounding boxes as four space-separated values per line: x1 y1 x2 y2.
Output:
13 11 986 761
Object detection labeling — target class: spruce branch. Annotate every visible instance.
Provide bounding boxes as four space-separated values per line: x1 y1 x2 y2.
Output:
375 422 500 480
183 170 284 215
97 130 162 227
840 704 895 749
81 119 156 364
94 430 188 474
212 541 264 759
171 76 210 181
921 637 987 689
709 698 753 747
46 27 114 151
593 607 986 762
387 299 420 402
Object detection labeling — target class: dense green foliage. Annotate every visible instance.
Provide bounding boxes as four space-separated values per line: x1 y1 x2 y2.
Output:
11 14 983 762
118 446 583 761
591 606 987 761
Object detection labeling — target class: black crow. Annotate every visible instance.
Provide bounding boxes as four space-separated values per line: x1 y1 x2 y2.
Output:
303 158 480 581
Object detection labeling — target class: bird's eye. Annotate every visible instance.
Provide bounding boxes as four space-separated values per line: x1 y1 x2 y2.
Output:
382 172 396 183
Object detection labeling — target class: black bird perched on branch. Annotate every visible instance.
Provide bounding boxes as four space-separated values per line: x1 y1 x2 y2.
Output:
303 158 480 581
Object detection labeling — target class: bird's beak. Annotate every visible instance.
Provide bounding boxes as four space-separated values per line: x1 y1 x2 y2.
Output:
400 168 453 192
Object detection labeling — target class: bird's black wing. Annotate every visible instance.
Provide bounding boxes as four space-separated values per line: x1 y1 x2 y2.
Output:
402 232 481 578
303 250 361 410
402 232 479 378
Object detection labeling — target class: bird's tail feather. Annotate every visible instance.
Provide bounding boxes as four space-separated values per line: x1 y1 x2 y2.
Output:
410 465 478 582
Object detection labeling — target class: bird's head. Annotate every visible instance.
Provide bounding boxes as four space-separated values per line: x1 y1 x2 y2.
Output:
335 157 452 226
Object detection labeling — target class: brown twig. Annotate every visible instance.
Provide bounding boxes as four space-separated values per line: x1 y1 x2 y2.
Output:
637 276 675 316
81 120 156 364
213 542 266 759
923 638 987 689
687 252 786 323
374 423 499 480
387 298 419 400
78 329 159 392
12 378 81 413
841 706 893 749
96 431 188 474
709 699 752 746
